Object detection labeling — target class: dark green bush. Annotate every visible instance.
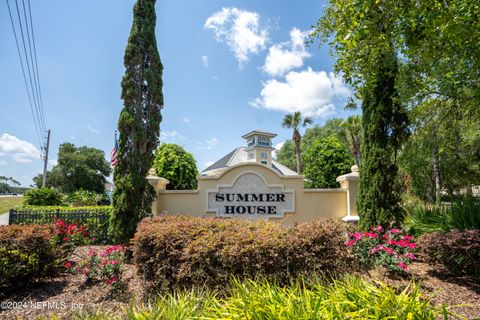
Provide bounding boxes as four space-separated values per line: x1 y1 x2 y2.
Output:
417 230 480 277
65 190 111 206
404 196 480 236
23 187 63 206
0 224 63 288
134 215 351 292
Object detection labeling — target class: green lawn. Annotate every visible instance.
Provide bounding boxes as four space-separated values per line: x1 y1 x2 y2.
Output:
0 196 23 213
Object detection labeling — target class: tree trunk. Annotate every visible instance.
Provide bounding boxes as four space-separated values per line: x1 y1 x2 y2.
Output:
295 141 301 174
433 144 441 206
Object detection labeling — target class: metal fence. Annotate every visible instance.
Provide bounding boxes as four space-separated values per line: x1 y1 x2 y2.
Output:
8 209 110 242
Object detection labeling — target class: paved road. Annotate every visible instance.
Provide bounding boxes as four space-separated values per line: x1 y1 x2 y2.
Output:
0 212 8 225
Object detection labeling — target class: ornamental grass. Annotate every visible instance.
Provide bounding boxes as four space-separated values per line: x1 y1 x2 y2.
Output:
70 275 451 319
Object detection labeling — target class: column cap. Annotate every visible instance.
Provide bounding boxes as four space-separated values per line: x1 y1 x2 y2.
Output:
336 165 360 182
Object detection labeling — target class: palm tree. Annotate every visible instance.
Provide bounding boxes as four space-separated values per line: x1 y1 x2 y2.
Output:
340 115 362 167
282 111 313 174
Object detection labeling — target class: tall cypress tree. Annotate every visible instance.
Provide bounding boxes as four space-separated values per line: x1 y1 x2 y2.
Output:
358 46 409 230
109 0 163 243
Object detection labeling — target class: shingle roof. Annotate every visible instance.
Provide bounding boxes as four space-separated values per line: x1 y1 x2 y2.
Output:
202 147 241 172
201 147 298 176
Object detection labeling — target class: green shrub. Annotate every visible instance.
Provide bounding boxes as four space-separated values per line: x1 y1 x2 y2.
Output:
23 187 63 206
417 230 480 277
0 224 63 287
134 215 351 292
70 276 448 319
65 190 110 206
152 143 198 190
404 196 480 235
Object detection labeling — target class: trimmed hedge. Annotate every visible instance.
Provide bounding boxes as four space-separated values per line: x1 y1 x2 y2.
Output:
417 230 480 277
0 224 63 288
134 215 351 291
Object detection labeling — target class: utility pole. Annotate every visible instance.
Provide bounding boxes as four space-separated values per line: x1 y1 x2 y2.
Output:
41 129 51 188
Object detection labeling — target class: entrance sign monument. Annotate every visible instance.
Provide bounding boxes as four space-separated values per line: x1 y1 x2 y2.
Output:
148 130 359 225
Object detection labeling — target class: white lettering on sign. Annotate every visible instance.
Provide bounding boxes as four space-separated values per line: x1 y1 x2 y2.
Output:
206 172 294 219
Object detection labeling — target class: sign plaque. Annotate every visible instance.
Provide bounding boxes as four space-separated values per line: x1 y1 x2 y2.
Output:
207 172 294 219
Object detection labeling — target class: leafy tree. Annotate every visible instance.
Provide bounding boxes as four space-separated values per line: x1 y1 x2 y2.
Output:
152 144 198 190
281 112 313 174
33 143 111 194
275 140 296 172
24 187 63 206
312 1 409 229
304 136 353 188
110 0 164 243
276 118 352 173
400 102 480 203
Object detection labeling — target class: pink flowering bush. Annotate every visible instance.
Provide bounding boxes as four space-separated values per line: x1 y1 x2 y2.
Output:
65 245 126 290
50 219 90 246
346 226 417 272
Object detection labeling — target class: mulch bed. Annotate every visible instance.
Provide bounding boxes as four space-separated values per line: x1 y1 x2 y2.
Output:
1 246 479 319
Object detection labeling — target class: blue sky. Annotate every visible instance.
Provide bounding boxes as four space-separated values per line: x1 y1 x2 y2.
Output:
0 0 358 187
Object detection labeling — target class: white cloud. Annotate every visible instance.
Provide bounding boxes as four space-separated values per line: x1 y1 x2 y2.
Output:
0 133 40 163
206 137 219 149
198 137 219 150
201 55 209 68
160 130 185 142
272 141 285 159
86 125 99 134
250 68 350 117
48 159 58 167
263 28 311 77
0 160 7 165
204 7 268 66
182 118 190 123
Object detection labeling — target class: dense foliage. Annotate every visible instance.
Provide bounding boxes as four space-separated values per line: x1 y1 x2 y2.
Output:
134 215 351 292
417 230 480 278
0 224 63 287
357 50 409 229
73 276 445 319
110 0 164 244
23 187 63 206
152 143 198 190
404 196 480 236
65 190 110 206
400 110 480 203
276 117 355 173
303 136 352 188
33 143 111 194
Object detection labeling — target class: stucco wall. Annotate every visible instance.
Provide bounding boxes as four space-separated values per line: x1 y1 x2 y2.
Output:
150 163 359 225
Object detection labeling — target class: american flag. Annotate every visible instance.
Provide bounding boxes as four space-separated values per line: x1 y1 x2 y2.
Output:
111 132 118 167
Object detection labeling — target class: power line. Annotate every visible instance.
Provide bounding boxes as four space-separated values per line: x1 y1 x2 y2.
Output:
27 0 46 131
14 0 45 135
6 0 43 148
22 0 45 133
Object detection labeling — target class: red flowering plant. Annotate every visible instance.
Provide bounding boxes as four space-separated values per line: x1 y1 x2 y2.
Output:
65 245 126 290
345 226 417 272
50 219 91 247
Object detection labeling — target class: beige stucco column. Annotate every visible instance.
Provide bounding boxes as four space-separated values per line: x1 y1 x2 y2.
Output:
336 165 360 223
146 168 169 214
